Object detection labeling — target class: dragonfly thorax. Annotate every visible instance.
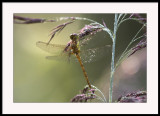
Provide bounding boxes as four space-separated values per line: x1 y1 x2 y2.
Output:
70 41 80 55
69 33 80 55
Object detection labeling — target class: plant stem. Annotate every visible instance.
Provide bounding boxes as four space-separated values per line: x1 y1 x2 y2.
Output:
115 24 146 69
109 14 118 103
91 85 107 102
109 39 116 103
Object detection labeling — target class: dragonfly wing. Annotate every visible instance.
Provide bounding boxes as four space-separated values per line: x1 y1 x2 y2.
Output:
46 54 78 63
36 41 66 55
37 41 79 63
79 45 111 63
79 36 93 47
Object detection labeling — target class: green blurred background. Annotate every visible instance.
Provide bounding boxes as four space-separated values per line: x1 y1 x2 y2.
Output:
14 13 146 102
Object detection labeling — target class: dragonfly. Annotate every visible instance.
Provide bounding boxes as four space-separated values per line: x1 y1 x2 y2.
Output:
36 33 111 89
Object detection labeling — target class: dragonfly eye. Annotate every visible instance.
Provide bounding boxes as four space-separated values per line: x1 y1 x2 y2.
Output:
70 33 78 41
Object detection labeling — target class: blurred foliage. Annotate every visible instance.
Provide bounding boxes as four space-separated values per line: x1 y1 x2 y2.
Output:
14 13 146 102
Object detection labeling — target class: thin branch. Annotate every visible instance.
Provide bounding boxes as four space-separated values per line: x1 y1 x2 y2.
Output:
115 24 146 69
90 85 107 102
14 15 56 24
118 18 146 29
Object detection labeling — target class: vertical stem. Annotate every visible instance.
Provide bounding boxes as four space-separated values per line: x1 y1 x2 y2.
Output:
76 54 92 89
109 14 118 103
109 39 116 102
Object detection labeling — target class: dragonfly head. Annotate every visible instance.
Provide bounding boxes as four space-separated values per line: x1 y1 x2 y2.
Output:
70 33 79 42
